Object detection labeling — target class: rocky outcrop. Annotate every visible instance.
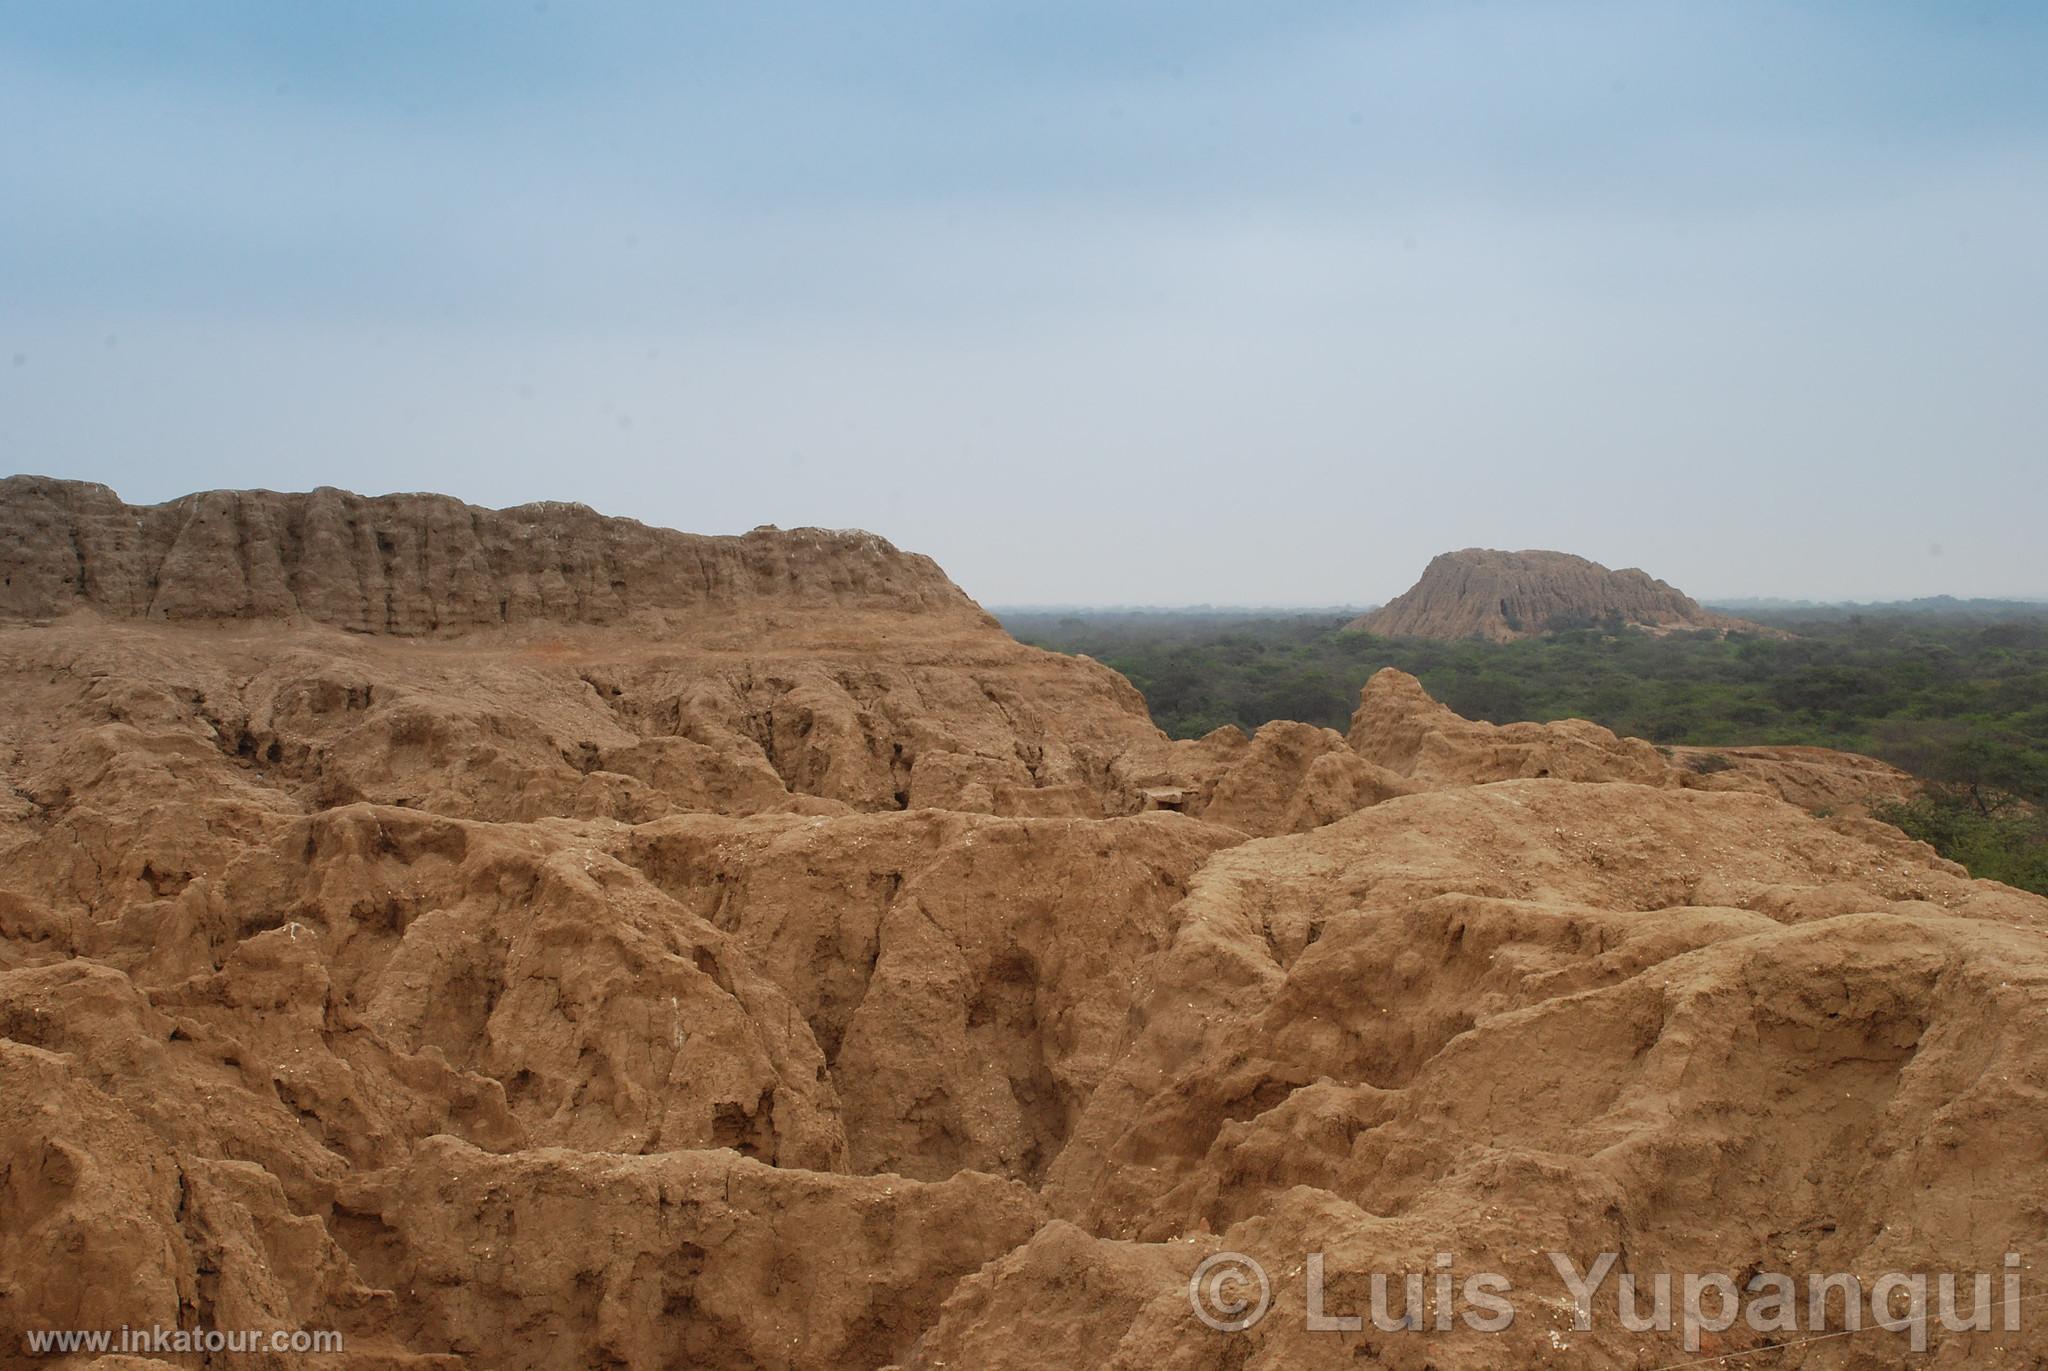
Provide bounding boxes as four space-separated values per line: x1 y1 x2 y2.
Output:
342 1140 1045 1371
1195 721 1417 836
1341 668 1918 818
0 476 981 633
1015 781 2048 1367
1667 742 1921 815
1347 666 1677 787
1352 547 1774 641
4 481 2044 1370
0 477 1181 826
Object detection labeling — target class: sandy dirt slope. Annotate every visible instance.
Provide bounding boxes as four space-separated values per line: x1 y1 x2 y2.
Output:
1350 548 1776 641
2 480 2038 1369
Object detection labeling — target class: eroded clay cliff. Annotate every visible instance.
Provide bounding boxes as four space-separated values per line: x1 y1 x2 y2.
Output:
0 475 981 633
1351 547 1774 641
1 480 2033 1371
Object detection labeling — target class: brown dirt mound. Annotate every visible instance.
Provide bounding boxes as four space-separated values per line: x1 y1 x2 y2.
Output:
0 475 977 633
1667 742 1922 815
1352 547 1776 641
2 482 2040 1370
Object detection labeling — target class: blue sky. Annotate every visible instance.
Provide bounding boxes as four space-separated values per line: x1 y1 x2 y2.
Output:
3 1 2044 603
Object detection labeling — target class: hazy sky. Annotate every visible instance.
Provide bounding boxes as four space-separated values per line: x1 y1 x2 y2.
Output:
4 2 2044 605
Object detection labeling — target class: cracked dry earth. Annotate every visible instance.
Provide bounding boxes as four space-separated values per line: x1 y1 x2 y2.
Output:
2 476 2044 1370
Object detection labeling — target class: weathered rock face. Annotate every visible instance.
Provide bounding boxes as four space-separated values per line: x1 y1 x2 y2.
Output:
0 481 1191 835
1667 742 1922 816
1351 547 1773 641
0 475 981 633
1342 667 1919 817
2 481 2039 1371
1347 666 1677 787
1193 721 1417 837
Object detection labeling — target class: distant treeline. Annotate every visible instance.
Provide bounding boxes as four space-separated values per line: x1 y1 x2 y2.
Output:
1706 596 2048 619
1001 603 2048 894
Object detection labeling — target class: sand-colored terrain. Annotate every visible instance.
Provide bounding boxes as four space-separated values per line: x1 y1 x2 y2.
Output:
1352 548 1774 641
2 478 2036 1369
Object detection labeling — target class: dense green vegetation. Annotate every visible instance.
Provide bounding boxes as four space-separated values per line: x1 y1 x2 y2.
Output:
1001 605 2048 894
1874 791 2048 897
